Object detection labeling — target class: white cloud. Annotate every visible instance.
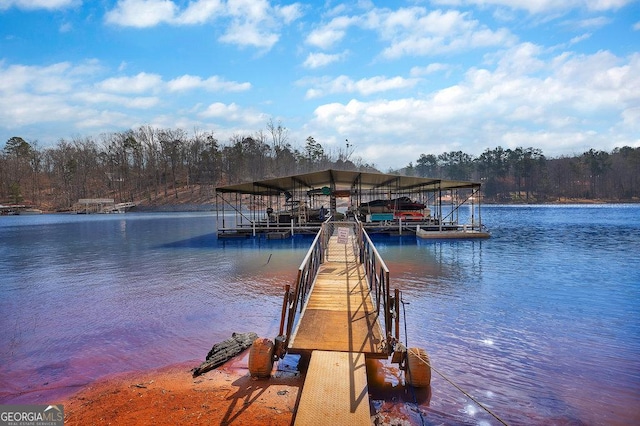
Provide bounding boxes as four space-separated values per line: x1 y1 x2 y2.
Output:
174 0 224 25
276 3 303 24
0 59 257 144
167 75 251 92
76 110 135 129
95 72 251 95
105 0 177 28
410 63 452 76
370 8 517 59
97 72 164 94
74 91 160 109
0 62 77 94
303 75 421 99
219 21 279 49
303 51 348 69
302 6 517 62
572 16 611 29
568 33 592 45
306 46 640 166
0 0 77 10
430 0 633 14
199 102 267 126
105 0 303 50
200 102 239 118
306 16 355 49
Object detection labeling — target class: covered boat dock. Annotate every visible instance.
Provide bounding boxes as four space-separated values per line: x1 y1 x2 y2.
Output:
214 169 487 237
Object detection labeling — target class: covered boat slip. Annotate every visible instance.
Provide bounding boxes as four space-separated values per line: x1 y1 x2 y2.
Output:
214 169 487 237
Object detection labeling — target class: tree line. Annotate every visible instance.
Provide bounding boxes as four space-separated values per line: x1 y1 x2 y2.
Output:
1 121 639 211
400 145 640 203
0 121 375 211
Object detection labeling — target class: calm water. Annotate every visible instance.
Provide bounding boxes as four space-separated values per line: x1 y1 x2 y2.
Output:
1 206 639 425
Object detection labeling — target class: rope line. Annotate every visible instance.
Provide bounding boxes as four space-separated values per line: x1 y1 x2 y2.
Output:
400 292 509 426
401 296 427 426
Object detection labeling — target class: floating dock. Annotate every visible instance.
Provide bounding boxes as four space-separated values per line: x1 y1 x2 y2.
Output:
214 169 489 239
289 226 385 424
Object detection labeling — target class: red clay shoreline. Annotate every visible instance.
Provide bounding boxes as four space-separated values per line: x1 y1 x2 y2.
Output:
58 354 417 425
61 356 305 426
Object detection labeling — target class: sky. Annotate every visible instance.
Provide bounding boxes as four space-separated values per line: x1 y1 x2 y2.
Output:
1 0 639 170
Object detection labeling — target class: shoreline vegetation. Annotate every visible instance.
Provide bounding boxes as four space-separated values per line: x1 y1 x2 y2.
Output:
2 132 639 213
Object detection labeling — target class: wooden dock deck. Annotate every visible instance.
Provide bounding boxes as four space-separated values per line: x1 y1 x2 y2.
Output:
287 229 386 357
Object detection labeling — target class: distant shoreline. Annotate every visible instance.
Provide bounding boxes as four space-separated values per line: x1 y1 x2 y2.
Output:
3 199 639 215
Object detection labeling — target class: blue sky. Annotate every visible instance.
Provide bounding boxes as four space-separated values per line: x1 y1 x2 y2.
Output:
1 0 639 170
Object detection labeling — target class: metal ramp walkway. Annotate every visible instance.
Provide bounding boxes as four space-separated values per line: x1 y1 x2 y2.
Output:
294 350 370 425
287 229 386 356
272 222 397 426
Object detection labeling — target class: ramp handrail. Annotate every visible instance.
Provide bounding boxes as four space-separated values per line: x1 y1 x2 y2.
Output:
278 220 326 353
354 218 398 349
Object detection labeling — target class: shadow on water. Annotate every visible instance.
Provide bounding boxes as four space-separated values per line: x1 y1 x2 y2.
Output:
157 233 316 250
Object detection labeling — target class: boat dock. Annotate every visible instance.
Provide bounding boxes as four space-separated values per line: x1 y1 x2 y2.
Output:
214 169 488 239
215 169 483 421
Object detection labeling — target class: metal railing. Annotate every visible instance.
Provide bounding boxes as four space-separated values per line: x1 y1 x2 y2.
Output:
354 217 398 348
276 220 326 357
275 218 399 359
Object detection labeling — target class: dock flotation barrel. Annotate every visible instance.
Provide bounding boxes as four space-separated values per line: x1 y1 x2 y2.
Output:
405 347 431 387
248 337 274 378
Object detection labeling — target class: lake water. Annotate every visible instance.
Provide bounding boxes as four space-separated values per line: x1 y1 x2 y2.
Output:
1 205 639 425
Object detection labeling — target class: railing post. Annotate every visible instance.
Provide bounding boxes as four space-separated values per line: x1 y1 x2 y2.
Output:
279 284 290 336
394 288 400 341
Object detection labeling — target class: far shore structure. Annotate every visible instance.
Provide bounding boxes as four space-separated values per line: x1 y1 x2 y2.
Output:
214 169 489 239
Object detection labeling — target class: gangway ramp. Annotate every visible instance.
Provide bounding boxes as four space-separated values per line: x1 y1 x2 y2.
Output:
287 227 386 357
272 221 400 426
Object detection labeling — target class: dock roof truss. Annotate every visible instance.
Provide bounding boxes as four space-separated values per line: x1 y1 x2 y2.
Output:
215 169 481 196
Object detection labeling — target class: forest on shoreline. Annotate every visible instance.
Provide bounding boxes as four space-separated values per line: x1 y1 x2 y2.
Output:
2 122 639 212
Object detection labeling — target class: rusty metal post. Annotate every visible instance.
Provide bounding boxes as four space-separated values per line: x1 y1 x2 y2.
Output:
279 284 290 336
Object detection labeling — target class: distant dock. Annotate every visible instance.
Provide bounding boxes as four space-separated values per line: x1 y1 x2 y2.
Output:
214 169 489 239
